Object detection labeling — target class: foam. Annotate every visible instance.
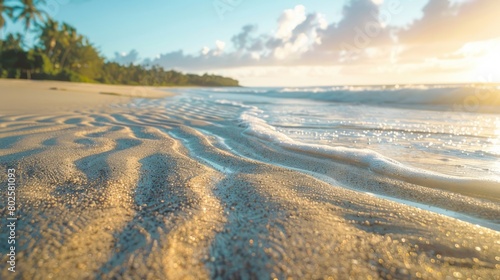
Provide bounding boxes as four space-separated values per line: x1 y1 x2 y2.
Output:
239 111 500 200
215 99 253 108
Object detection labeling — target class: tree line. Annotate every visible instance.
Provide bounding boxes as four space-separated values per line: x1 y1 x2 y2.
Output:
0 0 239 87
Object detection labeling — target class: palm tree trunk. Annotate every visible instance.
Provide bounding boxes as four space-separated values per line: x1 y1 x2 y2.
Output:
60 47 71 69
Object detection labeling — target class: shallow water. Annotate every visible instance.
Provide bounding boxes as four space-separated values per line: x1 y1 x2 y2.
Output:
134 85 500 184
109 85 500 222
2 84 500 279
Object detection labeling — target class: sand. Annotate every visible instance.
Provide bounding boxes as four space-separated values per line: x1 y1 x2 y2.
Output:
0 79 499 279
0 79 173 114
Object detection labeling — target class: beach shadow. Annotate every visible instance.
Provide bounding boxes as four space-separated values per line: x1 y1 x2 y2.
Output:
0 148 45 165
41 137 58 146
95 153 193 278
64 117 85 125
166 127 284 278
0 135 24 149
74 138 96 146
206 175 281 280
85 125 124 138
74 138 141 183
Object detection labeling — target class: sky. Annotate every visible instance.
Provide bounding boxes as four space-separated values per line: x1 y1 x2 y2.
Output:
4 0 500 86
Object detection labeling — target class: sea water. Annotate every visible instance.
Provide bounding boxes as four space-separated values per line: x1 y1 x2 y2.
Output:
129 84 500 197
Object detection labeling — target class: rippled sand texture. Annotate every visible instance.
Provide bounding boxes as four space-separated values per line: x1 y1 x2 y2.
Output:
0 85 500 279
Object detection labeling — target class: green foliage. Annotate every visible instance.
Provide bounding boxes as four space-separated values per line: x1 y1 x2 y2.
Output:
0 48 46 79
13 0 48 31
0 0 15 29
0 33 24 51
32 69 93 83
0 4 239 87
38 51 53 73
98 63 239 87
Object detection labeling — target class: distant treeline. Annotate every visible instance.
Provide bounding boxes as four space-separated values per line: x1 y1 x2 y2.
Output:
0 2 239 87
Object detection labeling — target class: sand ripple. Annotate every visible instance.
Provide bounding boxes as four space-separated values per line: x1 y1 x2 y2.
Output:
0 101 499 279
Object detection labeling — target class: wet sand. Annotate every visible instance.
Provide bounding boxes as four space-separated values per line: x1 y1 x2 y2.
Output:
0 79 499 279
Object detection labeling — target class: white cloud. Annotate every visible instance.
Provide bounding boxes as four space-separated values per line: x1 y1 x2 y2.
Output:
275 5 307 40
214 40 226 56
200 41 226 57
215 40 226 51
112 49 140 65
123 1 500 85
274 33 310 60
317 14 328 30
251 52 261 60
201 46 210 55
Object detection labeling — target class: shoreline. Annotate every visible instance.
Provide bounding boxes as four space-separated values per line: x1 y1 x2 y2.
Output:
196 128 500 230
0 80 499 279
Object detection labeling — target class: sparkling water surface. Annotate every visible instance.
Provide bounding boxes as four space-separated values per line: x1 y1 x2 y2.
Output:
157 85 500 181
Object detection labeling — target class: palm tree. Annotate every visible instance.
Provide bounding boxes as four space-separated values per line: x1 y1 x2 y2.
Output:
13 0 48 31
2 32 23 50
0 0 15 30
60 23 82 69
38 18 60 60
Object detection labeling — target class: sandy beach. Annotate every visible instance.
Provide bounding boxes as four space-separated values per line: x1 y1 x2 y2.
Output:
1 79 499 279
0 79 173 114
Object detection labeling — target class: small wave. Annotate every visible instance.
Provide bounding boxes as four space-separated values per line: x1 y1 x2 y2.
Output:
208 88 271 94
215 99 251 108
239 110 500 200
280 87 332 93
237 85 500 112
214 100 264 114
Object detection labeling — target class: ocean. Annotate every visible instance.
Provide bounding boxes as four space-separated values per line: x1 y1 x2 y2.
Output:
149 85 500 178
118 84 500 226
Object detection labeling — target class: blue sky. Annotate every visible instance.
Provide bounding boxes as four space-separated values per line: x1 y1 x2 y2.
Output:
3 0 499 86
5 0 427 58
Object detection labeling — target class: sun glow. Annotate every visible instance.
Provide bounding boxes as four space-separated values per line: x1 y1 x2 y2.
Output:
465 38 500 82
474 51 500 81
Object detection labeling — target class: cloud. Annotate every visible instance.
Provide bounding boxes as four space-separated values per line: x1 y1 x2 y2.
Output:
200 40 227 57
144 50 200 69
275 5 307 40
400 0 500 48
143 5 327 70
321 0 391 48
387 0 500 69
125 3 389 70
231 25 258 50
215 40 226 54
317 0 392 62
113 1 500 85
127 1 422 76
273 12 327 60
112 49 140 65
